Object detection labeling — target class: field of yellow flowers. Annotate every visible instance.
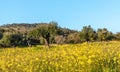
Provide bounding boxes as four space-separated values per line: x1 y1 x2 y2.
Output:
0 41 120 72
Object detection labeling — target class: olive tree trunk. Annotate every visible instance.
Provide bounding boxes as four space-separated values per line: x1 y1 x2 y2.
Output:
44 38 50 48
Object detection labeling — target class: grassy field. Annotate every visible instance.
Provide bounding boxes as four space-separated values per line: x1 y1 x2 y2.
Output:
0 41 120 72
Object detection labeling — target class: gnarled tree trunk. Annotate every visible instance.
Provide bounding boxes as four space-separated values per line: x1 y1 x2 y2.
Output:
44 38 50 48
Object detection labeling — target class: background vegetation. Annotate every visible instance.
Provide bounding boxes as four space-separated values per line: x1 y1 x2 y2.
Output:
0 22 119 48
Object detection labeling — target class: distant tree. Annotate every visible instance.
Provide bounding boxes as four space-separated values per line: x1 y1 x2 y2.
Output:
55 35 65 45
115 32 120 40
0 34 11 47
106 32 115 40
97 28 114 41
29 22 58 48
0 33 23 47
79 25 96 42
56 27 78 43
0 28 5 33
67 33 80 43
0 33 3 40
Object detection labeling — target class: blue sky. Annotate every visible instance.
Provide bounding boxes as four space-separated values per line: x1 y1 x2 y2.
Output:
0 0 120 33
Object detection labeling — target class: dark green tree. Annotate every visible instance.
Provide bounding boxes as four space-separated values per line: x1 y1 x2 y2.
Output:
0 33 3 40
29 22 58 48
97 28 114 41
79 25 96 42
0 33 23 47
115 32 120 40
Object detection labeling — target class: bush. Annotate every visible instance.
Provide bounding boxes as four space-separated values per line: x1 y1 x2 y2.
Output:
0 34 23 47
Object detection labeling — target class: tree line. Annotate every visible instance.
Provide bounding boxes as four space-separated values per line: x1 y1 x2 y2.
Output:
0 22 119 48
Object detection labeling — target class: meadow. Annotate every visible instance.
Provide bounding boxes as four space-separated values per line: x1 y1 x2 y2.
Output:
0 41 120 72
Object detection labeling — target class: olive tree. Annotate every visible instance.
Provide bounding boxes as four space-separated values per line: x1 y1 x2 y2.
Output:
79 25 97 42
29 22 58 48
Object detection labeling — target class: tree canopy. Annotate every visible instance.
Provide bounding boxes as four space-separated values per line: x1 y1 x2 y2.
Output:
0 22 119 48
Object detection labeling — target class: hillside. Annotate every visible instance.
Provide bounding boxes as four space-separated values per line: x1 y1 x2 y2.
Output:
0 23 77 34
0 23 39 34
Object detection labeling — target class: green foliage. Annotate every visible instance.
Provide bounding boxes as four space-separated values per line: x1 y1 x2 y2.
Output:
29 22 58 48
55 35 65 44
67 33 80 43
29 23 58 38
79 25 96 42
0 33 3 40
0 33 23 47
0 34 11 47
0 22 120 48
97 28 114 41
0 28 5 33
115 32 120 40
